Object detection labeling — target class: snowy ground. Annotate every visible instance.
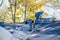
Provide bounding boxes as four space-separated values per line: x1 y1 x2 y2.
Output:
0 21 60 40
0 26 12 40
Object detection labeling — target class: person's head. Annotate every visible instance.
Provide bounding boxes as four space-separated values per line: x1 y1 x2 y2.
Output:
36 11 43 15
35 11 43 17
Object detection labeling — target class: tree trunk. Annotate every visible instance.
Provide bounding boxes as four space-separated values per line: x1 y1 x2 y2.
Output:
24 4 28 20
13 0 16 23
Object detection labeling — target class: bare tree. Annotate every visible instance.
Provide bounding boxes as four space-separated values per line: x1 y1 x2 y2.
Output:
8 0 17 23
0 0 3 7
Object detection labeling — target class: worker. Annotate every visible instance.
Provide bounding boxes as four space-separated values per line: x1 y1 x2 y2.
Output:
27 19 33 31
25 11 43 31
35 11 43 23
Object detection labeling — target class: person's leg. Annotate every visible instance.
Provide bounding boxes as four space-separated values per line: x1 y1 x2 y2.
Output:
35 17 39 23
29 22 32 31
27 19 32 31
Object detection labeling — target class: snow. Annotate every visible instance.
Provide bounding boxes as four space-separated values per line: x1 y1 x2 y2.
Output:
11 23 60 40
0 22 60 40
0 26 12 40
